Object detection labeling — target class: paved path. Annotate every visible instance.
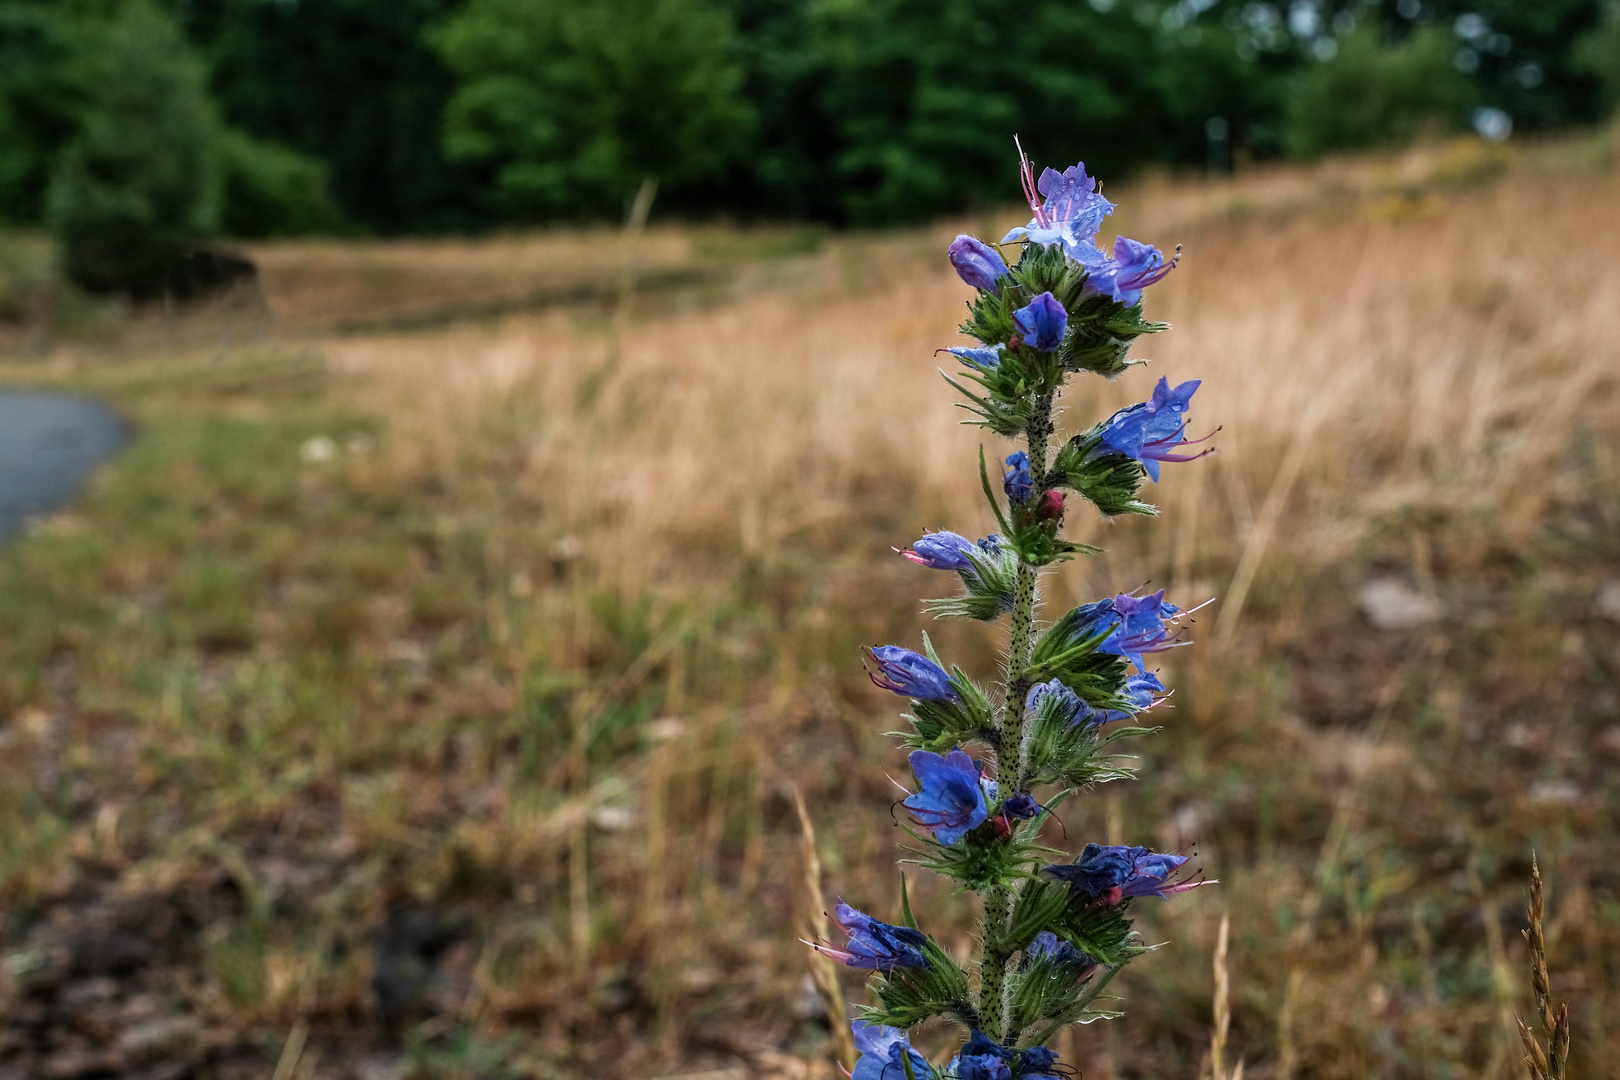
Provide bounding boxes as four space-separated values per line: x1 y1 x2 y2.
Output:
0 390 128 541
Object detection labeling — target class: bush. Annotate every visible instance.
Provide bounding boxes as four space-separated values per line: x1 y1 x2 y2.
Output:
218 129 345 238
1286 28 1476 159
43 0 222 295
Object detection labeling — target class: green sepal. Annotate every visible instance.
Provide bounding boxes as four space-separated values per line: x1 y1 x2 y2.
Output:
1061 296 1168 378
860 935 980 1030
978 445 1015 538
1025 622 1133 708
894 667 997 753
923 541 1019 621
959 285 1016 348
942 338 1066 436
1009 242 1092 309
1048 895 1148 967
1008 951 1100 1036
1023 702 1150 791
1050 430 1157 518
901 820 1050 894
1004 878 1072 955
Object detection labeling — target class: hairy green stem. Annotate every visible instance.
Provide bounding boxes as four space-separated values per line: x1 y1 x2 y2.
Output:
978 392 1056 1042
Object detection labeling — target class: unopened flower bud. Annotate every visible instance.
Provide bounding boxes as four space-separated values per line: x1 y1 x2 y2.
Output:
1035 489 1064 521
948 235 1010 291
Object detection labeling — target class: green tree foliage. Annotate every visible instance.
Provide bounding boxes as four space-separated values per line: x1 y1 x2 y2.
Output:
805 0 1261 224
0 0 341 291
434 0 754 220
176 0 478 234
218 129 345 238
1285 27 1474 158
42 0 223 293
0 2 88 226
1377 0 1608 129
6 0 1616 240
1574 1 1620 115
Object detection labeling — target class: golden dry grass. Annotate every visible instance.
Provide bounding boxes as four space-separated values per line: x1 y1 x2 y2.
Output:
0 134 1617 1080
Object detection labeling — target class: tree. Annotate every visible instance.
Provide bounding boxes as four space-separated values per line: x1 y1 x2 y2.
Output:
434 0 755 221
176 0 479 234
43 0 223 293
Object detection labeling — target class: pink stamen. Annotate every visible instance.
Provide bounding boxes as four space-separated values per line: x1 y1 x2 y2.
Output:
1015 135 1048 228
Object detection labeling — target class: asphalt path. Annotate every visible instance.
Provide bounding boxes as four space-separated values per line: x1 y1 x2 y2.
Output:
0 390 128 542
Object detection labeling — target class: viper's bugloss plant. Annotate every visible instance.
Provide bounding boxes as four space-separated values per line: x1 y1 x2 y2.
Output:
810 143 1218 1077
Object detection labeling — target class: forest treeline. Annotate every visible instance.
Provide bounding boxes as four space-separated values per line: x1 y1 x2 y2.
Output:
2 0 1617 292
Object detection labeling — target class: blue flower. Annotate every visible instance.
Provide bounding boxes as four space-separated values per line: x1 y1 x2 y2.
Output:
1092 672 1168 724
1041 843 1207 905
1027 931 1098 976
943 344 1004 370
951 1031 1013 1080
1003 452 1033 504
1101 590 1187 672
1001 791 1043 820
813 901 930 971
949 234 1011 291
862 646 958 701
1081 235 1179 306
903 749 989 846
899 531 977 571
1011 292 1067 352
1052 591 1189 674
852 1022 932 1080
1025 679 1096 727
1014 1046 1065 1080
1094 377 1214 481
1001 153 1115 259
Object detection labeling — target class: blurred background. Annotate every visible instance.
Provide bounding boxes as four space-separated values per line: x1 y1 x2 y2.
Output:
0 1 1619 1079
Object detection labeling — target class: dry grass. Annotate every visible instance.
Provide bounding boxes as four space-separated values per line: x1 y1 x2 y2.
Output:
0 133 1617 1079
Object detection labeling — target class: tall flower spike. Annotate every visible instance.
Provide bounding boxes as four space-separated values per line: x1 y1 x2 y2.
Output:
827 142 1215 1069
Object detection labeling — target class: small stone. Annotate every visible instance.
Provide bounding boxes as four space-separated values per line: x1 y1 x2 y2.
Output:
1595 579 1620 622
591 806 638 831
300 435 336 463
1357 577 1441 630
1527 780 1580 806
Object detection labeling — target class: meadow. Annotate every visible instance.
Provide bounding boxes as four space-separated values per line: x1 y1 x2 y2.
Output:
0 132 1617 1080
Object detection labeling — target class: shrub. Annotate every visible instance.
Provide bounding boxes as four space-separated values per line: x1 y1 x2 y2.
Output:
218 129 345 239
1286 28 1475 159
